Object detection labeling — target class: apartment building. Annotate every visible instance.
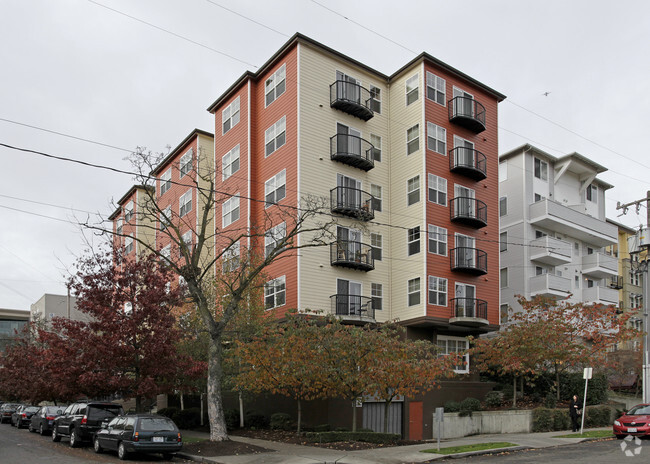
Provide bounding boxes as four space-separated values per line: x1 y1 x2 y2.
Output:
109 185 156 257
499 145 619 316
30 293 89 324
0 308 29 353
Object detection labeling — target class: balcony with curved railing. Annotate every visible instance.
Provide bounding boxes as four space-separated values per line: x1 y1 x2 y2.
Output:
330 186 375 221
449 146 487 181
330 80 375 121
329 294 375 320
330 241 374 272
449 297 489 327
448 96 486 133
450 197 488 228
450 247 488 275
330 134 375 171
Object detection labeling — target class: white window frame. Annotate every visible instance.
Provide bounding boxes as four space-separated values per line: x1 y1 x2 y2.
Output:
181 230 192 253
222 196 240 228
264 169 286 207
265 64 286 107
437 335 469 374
370 232 382 261
180 149 193 178
370 134 382 162
265 116 286 157
124 201 134 223
370 184 382 212
534 157 548 181
499 196 507 216
407 175 420 206
160 206 171 231
265 276 286 310
160 244 171 261
500 231 507 252
405 74 419 105
371 283 383 311
222 145 240 181
116 218 123 236
428 224 447 256
407 277 421 306
265 222 286 258
500 268 508 288
160 169 171 195
222 96 240 134
223 241 240 272
179 190 192 218
408 226 421 256
125 234 134 255
407 124 420 155
369 85 381 114
428 174 447 206
586 184 598 203
428 275 447 306
427 122 446 155
426 71 446 106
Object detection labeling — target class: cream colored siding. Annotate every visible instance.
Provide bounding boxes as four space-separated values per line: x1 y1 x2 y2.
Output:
197 133 215 266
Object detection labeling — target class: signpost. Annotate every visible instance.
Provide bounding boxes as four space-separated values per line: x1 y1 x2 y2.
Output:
434 407 444 451
580 367 592 434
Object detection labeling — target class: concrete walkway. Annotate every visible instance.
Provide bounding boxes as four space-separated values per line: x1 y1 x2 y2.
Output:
178 428 612 464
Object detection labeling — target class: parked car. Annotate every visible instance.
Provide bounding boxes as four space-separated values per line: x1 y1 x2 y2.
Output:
29 406 64 435
0 403 22 424
93 414 182 460
52 401 124 447
12 405 39 428
614 403 650 438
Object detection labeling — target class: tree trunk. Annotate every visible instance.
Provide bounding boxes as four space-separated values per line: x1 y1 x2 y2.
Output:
136 396 142 413
200 392 204 426
512 375 517 408
520 376 524 397
383 399 393 433
555 368 561 401
180 392 185 411
239 391 244 428
296 399 302 434
207 333 229 441
351 400 357 432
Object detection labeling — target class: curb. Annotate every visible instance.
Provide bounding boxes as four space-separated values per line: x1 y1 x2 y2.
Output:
176 452 227 464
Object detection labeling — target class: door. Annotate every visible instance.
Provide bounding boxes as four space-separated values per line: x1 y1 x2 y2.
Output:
337 123 362 157
336 71 360 103
455 234 476 268
455 283 476 317
454 184 475 217
453 87 474 117
336 279 362 315
337 174 361 210
337 226 361 260
453 135 474 168
408 401 423 441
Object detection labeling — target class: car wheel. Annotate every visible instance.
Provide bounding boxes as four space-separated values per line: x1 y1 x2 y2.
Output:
93 436 103 454
40 424 46 436
52 424 61 442
69 428 79 448
28 423 34 433
118 442 128 460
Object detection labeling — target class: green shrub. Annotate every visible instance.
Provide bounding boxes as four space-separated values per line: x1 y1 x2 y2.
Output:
245 411 269 429
485 392 502 408
314 424 330 432
270 413 292 431
305 431 400 444
359 428 374 433
585 405 614 427
532 408 553 432
334 427 349 432
460 397 481 412
174 408 201 430
544 392 557 409
444 401 460 413
224 409 240 431
157 407 179 420
552 409 570 430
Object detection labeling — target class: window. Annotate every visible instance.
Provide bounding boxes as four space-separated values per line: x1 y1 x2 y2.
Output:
265 222 286 258
222 96 240 134
407 278 420 306
125 235 134 255
265 276 286 309
371 283 383 310
428 174 447 205
265 64 286 107
370 233 382 261
586 184 598 203
575 275 580 289
587 247 594 255
500 232 507 252
369 85 381 113
222 145 240 181
534 157 548 181
265 170 286 207
180 149 193 178
222 196 240 228
500 304 509 324
535 266 546 276
407 176 420 206
499 196 507 216
160 245 171 261
370 184 382 212
500 268 508 288
265 116 286 156
405 74 419 105
587 279 594 288
427 122 446 155
408 226 420 256
160 169 171 195
437 336 469 373
428 276 447 306
428 225 447 256
370 134 382 161
181 230 192 256
116 218 123 236
407 124 420 155
179 190 192 218
223 241 240 272
124 201 134 223
534 193 544 202
426 71 446 105
160 206 171 231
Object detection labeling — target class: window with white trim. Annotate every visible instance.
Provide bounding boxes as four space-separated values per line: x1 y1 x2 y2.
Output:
500 231 507 252
265 222 286 258
181 230 192 251
180 149 193 178
161 244 171 261
160 169 171 195
428 174 447 205
265 64 286 107
223 241 240 272
160 206 171 231
586 184 598 203
371 283 383 311
370 184 382 212
428 276 447 306
222 96 240 134
427 122 446 155
222 196 240 228
500 268 508 288
370 134 382 162
426 71 446 105
265 116 286 156
222 145 240 181
407 175 420 206
265 170 286 207
179 190 192 218
407 277 421 306
499 196 507 216
116 218 123 236
370 233 382 261
407 124 419 155
125 235 134 255
369 85 381 113
408 226 420 256
437 335 469 373
124 201 134 223
265 276 286 309
534 157 548 181
405 74 419 105
428 224 447 256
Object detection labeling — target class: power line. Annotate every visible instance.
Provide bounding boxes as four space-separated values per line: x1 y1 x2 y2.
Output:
203 0 288 37
0 193 102 216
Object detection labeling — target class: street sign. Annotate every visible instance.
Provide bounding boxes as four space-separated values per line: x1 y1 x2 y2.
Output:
583 367 593 380
434 407 444 451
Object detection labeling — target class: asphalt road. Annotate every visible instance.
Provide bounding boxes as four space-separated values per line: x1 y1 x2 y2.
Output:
0 422 191 464
439 438 648 463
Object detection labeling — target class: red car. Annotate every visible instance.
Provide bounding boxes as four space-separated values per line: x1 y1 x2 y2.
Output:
613 404 650 439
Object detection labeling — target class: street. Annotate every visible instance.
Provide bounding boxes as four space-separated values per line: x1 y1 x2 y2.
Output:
0 423 191 464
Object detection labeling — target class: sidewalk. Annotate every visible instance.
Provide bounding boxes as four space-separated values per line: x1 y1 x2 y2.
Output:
178 428 612 464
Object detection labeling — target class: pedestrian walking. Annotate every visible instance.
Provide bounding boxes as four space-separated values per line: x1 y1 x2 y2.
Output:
569 394 581 432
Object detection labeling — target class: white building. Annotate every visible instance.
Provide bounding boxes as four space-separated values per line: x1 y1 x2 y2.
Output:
30 293 90 324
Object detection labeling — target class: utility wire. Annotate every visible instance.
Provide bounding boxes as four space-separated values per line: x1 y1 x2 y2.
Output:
203 0 288 37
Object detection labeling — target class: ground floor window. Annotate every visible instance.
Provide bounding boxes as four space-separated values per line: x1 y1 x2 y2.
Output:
436 335 469 373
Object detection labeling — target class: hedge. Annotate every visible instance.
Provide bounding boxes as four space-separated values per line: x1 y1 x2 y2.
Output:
305 431 400 444
532 405 616 432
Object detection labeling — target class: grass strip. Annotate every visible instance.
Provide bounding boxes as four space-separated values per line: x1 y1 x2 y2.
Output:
552 430 614 438
183 436 208 444
421 442 519 455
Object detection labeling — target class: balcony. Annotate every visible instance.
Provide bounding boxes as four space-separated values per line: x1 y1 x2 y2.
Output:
583 286 619 306
530 274 571 299
608 275 624 290
330 80 375 121
449 147 487 181
449 298 489 327
450 247 487 275
448 96 486 133
450 197 488 228
330 186 375 221
330 241 374 272
529 199 618 247
329 294 375 321
582 252 618 279
530 236 572 266
330 134 375 171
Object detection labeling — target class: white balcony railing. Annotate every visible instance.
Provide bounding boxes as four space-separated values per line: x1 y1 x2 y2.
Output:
530 236 572 265
582 286 619 305
530 274 571 297
582 252 618 278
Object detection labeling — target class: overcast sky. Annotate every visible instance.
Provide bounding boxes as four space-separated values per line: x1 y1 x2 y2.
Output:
1 0 649 311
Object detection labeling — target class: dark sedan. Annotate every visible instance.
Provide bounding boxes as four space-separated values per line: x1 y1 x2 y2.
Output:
29 406 64 435
93 414 182 460
0 403 22 424
12 405 39 428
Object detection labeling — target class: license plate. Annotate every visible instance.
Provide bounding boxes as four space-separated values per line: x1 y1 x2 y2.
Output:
628 427 638 433
48 421 53 425
152 436 164 443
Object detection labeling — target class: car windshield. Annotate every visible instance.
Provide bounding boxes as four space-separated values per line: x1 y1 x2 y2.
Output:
45 406 61 415
139 418 176 432
87 406 123 421
628 405 650 415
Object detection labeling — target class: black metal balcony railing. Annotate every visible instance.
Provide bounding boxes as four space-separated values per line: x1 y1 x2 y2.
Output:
449 147 487 181
448 96 486 133
450 247 488 275
330 134 375 171
450 297 488 319
330 186 375 221
330 241 374 271
608 275 624 289
450 197 488 228
330 80 375 121
330 294 375 319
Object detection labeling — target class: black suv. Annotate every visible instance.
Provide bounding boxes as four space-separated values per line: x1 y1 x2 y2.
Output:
52 401 124 447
